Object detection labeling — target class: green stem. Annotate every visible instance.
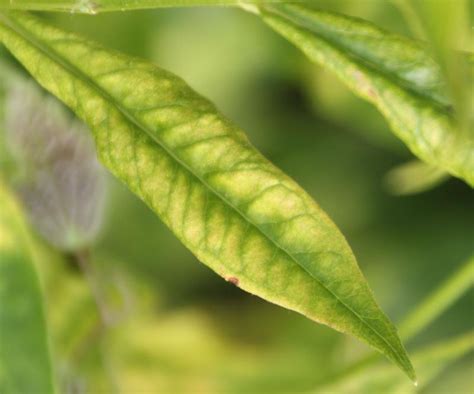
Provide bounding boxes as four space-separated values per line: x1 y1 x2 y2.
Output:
74 249 112 326
391 0 427 40
0 0 286 13
317 255 474 385
399 255 474 341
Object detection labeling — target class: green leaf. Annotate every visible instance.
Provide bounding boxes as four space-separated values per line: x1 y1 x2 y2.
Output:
255 4 474 186
0 179 55 393
314 330 474 393
394 0 473 137
384 160 449 196
0 0 282 13
0 11 416 380
324 254 474 385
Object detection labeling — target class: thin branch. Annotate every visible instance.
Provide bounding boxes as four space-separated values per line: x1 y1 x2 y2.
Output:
74 248 113 326
0 0 292 13
399 255 474 341
315 255 474 386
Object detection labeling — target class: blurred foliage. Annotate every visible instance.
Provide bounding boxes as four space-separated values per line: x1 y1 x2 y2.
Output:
0 1 473 392
0 180 55 393
384 160 449 196
316 330 473 394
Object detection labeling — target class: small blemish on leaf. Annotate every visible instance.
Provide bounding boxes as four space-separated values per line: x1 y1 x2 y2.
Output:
353 70 376 99
226 277 239 286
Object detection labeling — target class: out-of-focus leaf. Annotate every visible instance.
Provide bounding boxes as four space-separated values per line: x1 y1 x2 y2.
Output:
328 254 474 377
394 0 472 137
0 63 5 164
0 0 291 13
36 249 132 392
0 11 415 379
106 302 339 393
0 58 15 177
314 331 474 394
256 4 474 186
399 255 474 341
0 180 55 393
384 160 449 196
108 309 233 393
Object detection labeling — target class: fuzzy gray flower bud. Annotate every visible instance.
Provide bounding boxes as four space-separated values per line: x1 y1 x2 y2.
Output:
5 80 106 251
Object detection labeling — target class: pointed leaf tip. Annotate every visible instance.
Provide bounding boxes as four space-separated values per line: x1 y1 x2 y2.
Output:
0 10 415 379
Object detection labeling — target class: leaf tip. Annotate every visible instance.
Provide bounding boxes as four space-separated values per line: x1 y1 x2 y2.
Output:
403 358 417 384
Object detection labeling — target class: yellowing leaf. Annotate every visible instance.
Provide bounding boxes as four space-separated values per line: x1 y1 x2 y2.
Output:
0 11 415 379
0 179 55 393
257 4 474 186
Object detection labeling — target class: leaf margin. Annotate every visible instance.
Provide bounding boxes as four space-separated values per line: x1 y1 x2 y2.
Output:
0 10 416 380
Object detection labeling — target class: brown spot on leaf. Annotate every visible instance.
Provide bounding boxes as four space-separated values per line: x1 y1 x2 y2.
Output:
352 70 377 99
367 87 377 99
226 276 239 286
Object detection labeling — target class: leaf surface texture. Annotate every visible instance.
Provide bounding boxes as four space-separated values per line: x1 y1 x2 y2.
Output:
258 4 474 186
0 11 414 379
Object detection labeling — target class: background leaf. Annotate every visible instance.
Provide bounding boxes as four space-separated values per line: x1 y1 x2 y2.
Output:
393 0 472 138
0 11 415 379
384 160 449 196
319 253 474 386
314 331 474 393
255 4 474 186
0 179 55 393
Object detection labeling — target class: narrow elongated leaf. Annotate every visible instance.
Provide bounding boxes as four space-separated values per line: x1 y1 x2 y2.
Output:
0 11 415 379
324 254 474 384
384 160 449 196
314 331 474 393
256 4 474 186
394 0 472 137
0 180 55 393
0 0 286 13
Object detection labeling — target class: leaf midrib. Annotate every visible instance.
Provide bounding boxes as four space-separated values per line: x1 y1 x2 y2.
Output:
0 12 407 370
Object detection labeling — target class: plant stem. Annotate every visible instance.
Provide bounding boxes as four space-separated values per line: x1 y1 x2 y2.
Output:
399 255 474 341
316 255 474 385
0 0 284 13
74 248 112 326
391 0 427 40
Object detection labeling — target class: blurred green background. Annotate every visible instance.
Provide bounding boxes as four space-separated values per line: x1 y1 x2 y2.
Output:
1 1 473 392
